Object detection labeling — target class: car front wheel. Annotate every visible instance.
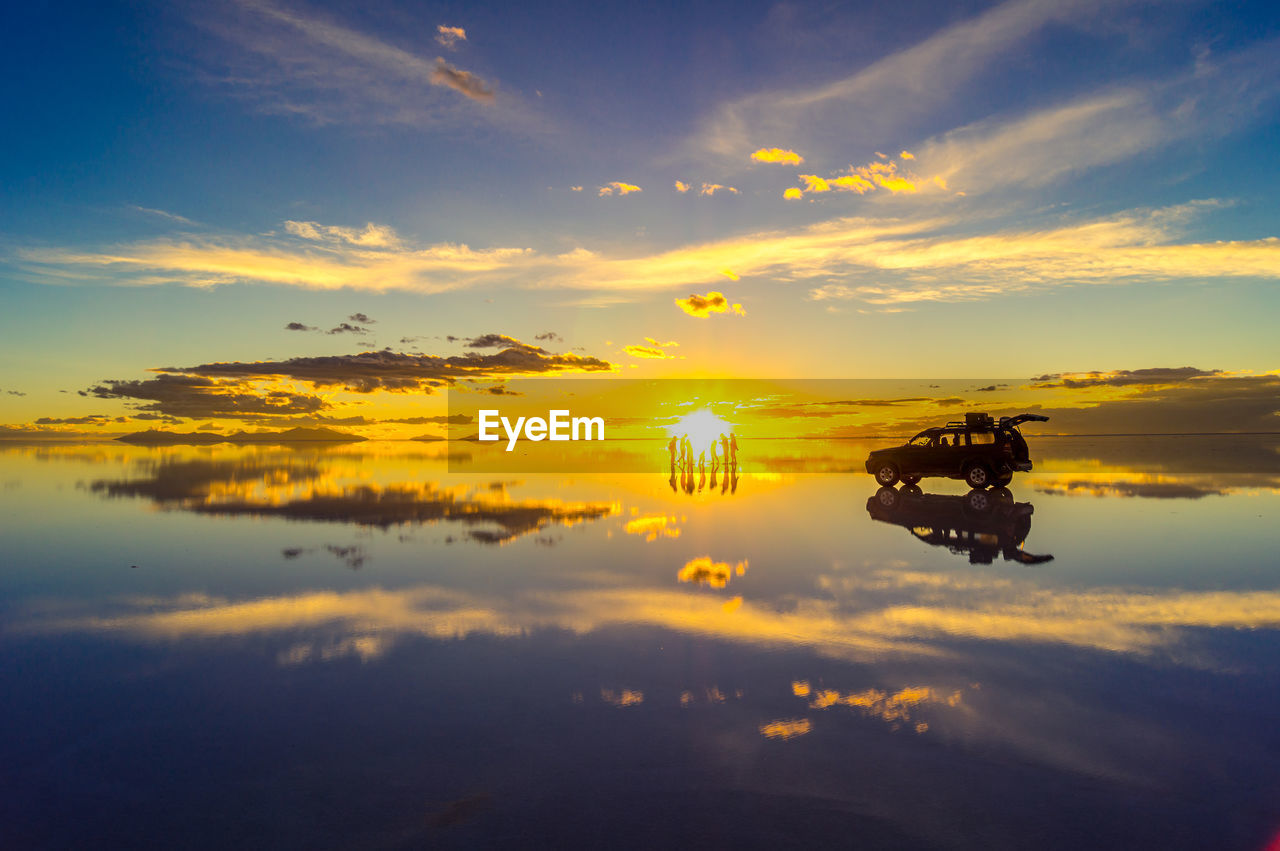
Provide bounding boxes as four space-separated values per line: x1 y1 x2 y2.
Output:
964 463 991 489
874 463 900 486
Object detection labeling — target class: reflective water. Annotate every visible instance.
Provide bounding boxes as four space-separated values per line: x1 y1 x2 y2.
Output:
2 437 1279 848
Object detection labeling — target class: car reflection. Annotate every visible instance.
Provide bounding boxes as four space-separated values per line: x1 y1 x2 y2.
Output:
866 486 1054 565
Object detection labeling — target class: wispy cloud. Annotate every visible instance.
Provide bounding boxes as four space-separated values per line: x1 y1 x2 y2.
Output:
430 57 494 103
193 0 502 125
687 0 1120 160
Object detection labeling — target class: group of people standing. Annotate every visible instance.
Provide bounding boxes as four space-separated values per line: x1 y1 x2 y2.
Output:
667 433 738 494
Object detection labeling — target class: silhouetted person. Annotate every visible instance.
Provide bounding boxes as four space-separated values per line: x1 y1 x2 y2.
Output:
681 435 693 474
729 433 738 465
667 436 678 468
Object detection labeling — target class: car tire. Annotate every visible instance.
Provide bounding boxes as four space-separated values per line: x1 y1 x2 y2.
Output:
874 463 900 487
992 472 1013 487
990 486 1013 501
875 486 900 508
901 475 921 486
964 489 992 512
901 484 923 497
964 463 991 489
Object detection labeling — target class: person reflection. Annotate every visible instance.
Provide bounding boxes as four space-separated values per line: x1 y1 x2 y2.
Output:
865 486 1053 565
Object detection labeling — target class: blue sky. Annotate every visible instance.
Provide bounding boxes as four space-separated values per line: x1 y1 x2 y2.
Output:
2 0 1279 432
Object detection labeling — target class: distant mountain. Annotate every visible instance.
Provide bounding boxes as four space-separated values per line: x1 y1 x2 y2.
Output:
117 427 366 445
410 433 447 442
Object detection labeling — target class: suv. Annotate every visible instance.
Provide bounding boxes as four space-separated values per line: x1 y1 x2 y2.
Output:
866 487 1054 565
864 413 1048 489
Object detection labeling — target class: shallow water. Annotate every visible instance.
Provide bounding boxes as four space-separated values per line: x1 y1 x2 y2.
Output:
2 436 1279 849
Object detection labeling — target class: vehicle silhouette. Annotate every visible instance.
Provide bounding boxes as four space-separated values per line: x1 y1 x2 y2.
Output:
864 412 1049 489
866 485 1053 565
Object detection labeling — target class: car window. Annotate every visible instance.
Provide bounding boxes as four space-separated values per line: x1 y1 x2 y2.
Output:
908 434 933 447
969 432 995 445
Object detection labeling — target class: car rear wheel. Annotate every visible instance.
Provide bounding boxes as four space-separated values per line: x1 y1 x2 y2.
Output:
874 463 900 486
964 489 992 512
901 475 921 486
964 463 991 489
992 472 1013 487
875 486 900 508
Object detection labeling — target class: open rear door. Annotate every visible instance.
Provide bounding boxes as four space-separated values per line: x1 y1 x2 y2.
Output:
999 413 1049 428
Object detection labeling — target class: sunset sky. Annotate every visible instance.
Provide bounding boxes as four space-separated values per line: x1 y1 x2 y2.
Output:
2 0 1279 436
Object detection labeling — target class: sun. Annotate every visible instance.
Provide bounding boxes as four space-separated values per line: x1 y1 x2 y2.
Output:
668 408 734 455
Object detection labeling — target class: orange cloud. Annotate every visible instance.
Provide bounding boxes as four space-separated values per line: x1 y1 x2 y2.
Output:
759 718 812 739
699 183 739 196
435 25 466 48
783 187 803 200
675 291 747 318
675 180 690 193
900 150 915 160
599 181 642 196
751 147 804 165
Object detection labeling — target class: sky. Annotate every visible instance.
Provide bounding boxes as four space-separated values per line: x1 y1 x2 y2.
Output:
1 0 1279 437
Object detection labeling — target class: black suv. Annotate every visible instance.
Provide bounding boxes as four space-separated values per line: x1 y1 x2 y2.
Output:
866 487 1053 565
864 413 1048 489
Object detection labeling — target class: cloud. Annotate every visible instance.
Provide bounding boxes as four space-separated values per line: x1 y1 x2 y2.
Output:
644 337 678 348
598 181 642 196
798 174 830 193
1031 367 1223 389
675 180 690 193
790 158 917 199
16 220 535 293
327 322 369 335
687 0 1127 159
194 0 504 126
900 150 915 160
128 205 196 225
430 57 495 103
17 199 1280 304
284 220 399 248
33 415 116 425
624 345 678 360
285 321 316 331
750 147 804 165
5 389 27 397
570 185 583 192
783 187 803 200
435 25 466 49
153 338 613 394
86 374 329 419
677 556 748 588
699 183 738 196
534 331 562 343
674 291 747 318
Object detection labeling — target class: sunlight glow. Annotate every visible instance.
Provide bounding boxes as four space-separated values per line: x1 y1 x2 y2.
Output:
668 408 734 455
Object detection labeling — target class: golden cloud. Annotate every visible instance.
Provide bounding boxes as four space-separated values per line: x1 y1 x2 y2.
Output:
675 291 747 318
599 181 642 196
751 147 805 165
677 556 748 589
